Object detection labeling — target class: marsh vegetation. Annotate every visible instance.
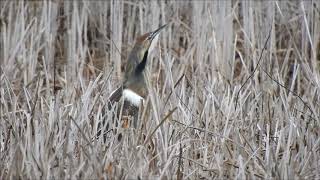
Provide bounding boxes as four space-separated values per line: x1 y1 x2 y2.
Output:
1 1 320 179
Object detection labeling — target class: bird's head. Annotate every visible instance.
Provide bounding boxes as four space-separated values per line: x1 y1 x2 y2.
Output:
124 24 167 84
136 24 167 58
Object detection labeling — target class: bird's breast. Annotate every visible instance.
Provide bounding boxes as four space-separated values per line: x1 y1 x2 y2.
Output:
123 89 144 107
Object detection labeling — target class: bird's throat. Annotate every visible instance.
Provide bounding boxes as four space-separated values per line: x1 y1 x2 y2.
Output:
135 50 148 74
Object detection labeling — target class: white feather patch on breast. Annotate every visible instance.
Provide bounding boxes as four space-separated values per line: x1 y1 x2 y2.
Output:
123 89 144 107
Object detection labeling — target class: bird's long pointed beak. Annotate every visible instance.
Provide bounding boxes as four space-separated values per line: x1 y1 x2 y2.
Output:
149 24 167 41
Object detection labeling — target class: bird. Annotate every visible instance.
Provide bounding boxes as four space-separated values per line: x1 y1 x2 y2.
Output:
97 24 167 140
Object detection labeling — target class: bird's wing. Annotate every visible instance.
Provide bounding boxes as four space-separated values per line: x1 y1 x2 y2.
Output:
108 86 123 104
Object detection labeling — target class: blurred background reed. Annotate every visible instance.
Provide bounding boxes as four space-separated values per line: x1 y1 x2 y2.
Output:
1 1 320 179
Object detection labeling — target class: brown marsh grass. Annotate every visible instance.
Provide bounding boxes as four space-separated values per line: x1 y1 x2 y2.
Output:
1 1 320 179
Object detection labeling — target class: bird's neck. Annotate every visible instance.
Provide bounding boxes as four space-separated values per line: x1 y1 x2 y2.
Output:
135 50 148 74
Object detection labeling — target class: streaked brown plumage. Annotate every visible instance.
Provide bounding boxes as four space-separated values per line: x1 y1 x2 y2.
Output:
98 25 167 141
109 24 167 105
